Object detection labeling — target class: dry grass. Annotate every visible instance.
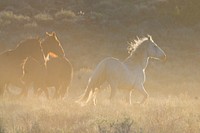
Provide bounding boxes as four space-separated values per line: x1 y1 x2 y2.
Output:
0 94 199 133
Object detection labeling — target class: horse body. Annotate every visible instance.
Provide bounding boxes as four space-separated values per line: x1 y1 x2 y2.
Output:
45 56 73 98
77 35 166 105
0 39 44 97
88 58 137 90
22 57 47 97
22 55 73 99
77 57 145 105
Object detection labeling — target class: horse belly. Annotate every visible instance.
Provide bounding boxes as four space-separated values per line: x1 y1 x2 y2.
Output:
105 60 132 88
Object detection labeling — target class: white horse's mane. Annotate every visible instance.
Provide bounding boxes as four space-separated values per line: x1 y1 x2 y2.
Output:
127 35 154 55
127 37 146 55
123 36 154 62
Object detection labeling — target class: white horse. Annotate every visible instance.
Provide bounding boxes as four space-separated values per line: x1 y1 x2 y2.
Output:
77 35 166 105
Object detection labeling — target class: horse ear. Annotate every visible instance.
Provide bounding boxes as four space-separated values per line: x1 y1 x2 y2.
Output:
147 34 152 40
46 32 51 36
52 32 56 37
38 37 43 42
35 36 42 42
136 36 139 41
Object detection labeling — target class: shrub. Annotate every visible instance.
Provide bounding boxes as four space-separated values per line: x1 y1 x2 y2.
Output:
34 13 53 21
98 118 134 133
34 12 53 26
24 21 38 28
55 9 77 20
0 11 30 22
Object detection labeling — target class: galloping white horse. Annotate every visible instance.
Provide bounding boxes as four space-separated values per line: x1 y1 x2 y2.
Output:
77 35 166 105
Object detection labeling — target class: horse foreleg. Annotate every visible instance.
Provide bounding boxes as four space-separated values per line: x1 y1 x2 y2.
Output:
35 87 49 99
22 86 28 97
42 87 49 99
125 90 132 105
137 84 149 104
15 84 28 98
109 83 117 103
33 87 39 95
58 84 68 99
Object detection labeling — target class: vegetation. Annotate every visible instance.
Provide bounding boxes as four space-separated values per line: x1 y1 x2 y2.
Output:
0 95 199 133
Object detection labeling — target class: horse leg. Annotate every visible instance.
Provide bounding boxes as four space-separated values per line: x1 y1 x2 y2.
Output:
137 84 149 104
36 87 49 99
33 86 39 96
38 87 49 99
33 81 49 99
14 83 28 98
22 86 28 97
58 84 68 99
0 82 6 98
43 87 49 99
35 88 43 96
2 83 8 97
92 88 99 105
53 85 61 99
125 90 132 105
109 83 117 102
60 79 71 99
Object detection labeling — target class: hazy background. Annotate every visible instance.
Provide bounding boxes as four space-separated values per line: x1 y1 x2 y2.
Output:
0 0 200 97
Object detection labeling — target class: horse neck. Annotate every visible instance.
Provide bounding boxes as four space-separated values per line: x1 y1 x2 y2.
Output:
8 48 29 64
15 44 45 66
41 39 65 58
124 52 149 71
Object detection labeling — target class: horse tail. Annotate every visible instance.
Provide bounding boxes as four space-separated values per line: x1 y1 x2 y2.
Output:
76 60 106 105
76 83 93 105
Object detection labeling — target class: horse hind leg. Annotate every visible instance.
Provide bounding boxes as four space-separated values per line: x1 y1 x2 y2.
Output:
137 84 149 104
92 87 99 105
58 82 70 99
53 85 61 99
0 83 6 98
109 82 118 103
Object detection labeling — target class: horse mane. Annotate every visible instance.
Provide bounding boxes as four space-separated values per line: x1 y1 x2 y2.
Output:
123 35 153 62
15 38 40 50
0 38 40 56
127 37 146 54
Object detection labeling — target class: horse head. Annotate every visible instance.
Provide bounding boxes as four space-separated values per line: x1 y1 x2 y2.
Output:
145 35 166 61
41 32 65 58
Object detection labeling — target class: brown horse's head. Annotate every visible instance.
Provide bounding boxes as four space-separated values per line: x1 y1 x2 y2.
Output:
16 38 45 64
41 32 65 58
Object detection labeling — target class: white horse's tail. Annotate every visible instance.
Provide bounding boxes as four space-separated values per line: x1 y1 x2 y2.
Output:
76 61 106 106
76 84 94 106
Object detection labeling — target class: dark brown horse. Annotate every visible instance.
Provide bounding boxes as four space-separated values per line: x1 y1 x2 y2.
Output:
21 32 73 99
0 38 45 97
22 55 73 99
